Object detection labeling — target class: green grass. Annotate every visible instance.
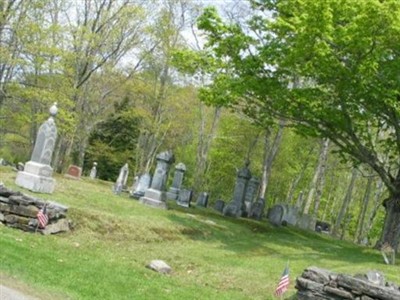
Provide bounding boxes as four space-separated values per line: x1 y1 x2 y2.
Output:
0 166 399 299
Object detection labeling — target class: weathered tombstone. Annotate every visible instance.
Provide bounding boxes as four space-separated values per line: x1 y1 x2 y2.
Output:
167 163 186 200
267 204 286 226
89 162 97 179
243 177 260 217
223 161 252 218
297 213 316 231
248 197 265 220
284 205 300 226
65 165 82 180
196 192 209 208
177 189 192 208
15 103 58 193
113 163 129 195
214 199 225 213
139 150 175 209
130 173 151 199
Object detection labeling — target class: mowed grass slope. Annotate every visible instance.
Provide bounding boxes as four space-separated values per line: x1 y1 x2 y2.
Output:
0 166 399 300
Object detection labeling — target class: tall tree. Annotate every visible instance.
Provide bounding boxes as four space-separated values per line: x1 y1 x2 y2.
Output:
197 0 400 250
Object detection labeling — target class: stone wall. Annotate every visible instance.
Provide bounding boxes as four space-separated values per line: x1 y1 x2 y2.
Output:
0 184 70 235
296 266 400 300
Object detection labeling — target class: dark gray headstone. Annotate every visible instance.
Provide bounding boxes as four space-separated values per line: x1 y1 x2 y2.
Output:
214 199 225 213
150 151 174 191
267 204 285 225
223 161 251 218
244 177 260 216
196 192 209 208
248 197 265 220
139 150 175 209
177 189 192 208
167 162 186 200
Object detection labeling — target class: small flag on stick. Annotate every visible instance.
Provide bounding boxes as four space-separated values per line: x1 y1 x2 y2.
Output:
275 263 290 297
37 204 49 229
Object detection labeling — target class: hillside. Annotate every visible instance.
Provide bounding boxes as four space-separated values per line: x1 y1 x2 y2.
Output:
0 166 399 300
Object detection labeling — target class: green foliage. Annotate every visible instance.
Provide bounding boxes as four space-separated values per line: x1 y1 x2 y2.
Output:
198 0 400 194
85 98 140 181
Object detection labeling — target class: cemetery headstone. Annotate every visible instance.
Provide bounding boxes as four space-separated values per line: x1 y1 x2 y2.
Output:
223 161 251 218
15 103 58 193
248 197 265 220
284 205 300 226
130 173 151 199
243 177 260 216
167 163 186 200
297 213 317 231
65 165 82 180
139 150 175 209
267 204 286 225
89 162 97 179
177 189 192 208
113 163 129 195
213 199 225 213
196 192 209 208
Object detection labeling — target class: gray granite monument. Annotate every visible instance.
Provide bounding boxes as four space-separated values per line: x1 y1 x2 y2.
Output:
167 162 186 200
177 189 192 208
196 192 209 208
89 162 97 179
214 199 225 213
139 150 175 209
130 173 151 199
223 161 251 217
15 103 58 193
244 177 260 216
248 197 265 220
267 204 286 226
113 163 129 195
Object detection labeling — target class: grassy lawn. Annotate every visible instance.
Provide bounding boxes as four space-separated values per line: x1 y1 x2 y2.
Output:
0 166 399 299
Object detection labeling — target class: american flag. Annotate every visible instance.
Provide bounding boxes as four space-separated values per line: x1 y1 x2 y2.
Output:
37 204 49 229
275 264 290 297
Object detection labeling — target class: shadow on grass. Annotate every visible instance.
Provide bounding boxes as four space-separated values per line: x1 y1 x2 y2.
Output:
166 201 382 266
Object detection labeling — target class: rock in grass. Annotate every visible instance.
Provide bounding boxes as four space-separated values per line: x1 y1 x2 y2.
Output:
146 260 172 274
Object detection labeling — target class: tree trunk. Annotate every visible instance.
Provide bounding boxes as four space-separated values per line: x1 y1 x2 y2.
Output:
286 146 315 204
312 139 329 217
193 105 222 194
363 180 384 244
303 138 329 215
259 119 285 199
332 168 358 237
376 196 400 252
355 175 373 244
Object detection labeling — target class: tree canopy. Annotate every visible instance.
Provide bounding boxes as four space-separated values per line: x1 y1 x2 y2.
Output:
197 0 400 249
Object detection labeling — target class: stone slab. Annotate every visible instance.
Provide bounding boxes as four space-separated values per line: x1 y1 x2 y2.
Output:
15 171 56 194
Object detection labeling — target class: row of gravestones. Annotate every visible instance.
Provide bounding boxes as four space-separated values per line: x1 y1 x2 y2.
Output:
11 103 327 234
267 203 332 233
